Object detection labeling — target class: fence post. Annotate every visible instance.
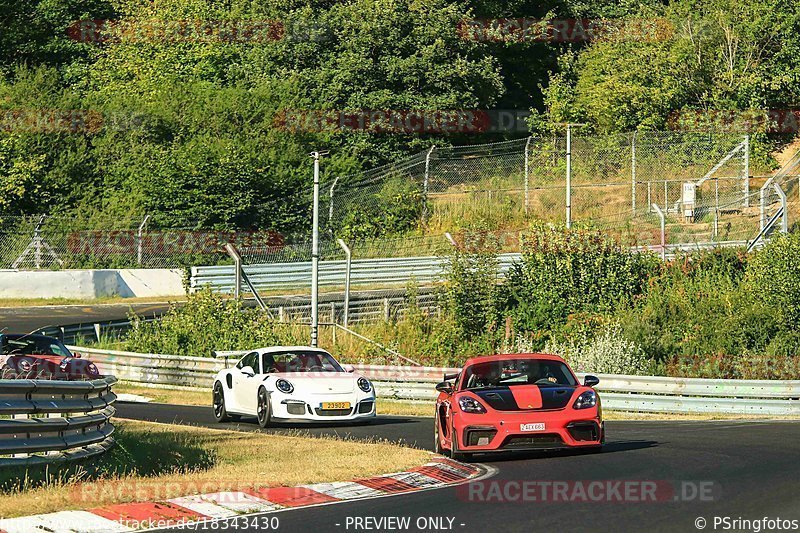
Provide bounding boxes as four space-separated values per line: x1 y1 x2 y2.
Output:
663 180 668 213
331 303 337 344
631 131 637 214
566 126 572 228
336 238 351 328
34 219 42 269
743 135 750 207
136 214 150 265
759 177 774 231
422 145 436 227
328 177 340 228
652 203 666 260
774 182 788 233
224 243 242 300
524 136 532 215
383 298 390 322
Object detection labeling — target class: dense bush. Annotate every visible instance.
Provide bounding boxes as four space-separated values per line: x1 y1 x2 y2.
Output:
543 323 654 376
125 288 297 357
498 224 659 333
742 232 800 329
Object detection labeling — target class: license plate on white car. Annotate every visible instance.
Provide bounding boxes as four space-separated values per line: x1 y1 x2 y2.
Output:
520 423 546 432
320 402 351 410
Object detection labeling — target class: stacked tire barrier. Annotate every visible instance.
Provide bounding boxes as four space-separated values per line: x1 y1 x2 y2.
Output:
75 346 800 416
0 376 117 467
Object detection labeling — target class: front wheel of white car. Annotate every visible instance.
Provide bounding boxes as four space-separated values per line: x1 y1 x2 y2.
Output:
212 382 230 423
256 387 271 428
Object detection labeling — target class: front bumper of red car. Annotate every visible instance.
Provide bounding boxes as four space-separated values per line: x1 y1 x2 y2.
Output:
453 409 603 452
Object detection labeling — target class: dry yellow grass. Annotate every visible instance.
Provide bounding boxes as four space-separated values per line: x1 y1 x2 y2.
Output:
0 419 429 518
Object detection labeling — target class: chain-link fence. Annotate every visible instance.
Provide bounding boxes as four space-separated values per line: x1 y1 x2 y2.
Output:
0 215 284 270
3 131 797 270
323 132 762 247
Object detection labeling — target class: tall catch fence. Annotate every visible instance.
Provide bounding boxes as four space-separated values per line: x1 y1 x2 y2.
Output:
2 131 797 271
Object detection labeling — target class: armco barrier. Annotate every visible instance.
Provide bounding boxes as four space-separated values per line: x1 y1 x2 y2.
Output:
190 241 750 295
0 376 117 466
75 347 800 415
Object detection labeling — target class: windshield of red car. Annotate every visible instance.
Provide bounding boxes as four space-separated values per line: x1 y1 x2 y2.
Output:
0 336 72 357
262 351 345 373
461 359 577 389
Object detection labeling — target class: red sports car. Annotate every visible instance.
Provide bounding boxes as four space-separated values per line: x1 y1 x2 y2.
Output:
0 333 100 380
434 353 603 460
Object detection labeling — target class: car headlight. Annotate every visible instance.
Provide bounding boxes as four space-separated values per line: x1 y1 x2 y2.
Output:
275 379 293 394
357 377 372 393
458 396 486 414
88 363 99 375
18 359 31 371
573 390 597 409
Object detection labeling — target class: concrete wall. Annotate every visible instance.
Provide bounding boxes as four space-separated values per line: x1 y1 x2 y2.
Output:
0 269 185 299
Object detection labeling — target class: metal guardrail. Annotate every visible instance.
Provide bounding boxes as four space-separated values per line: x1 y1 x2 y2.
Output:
75 348 800 415
191 241 752 295
0 376 117 466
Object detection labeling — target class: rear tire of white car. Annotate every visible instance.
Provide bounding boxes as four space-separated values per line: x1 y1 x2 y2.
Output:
212 382 230 423
257 387 271 428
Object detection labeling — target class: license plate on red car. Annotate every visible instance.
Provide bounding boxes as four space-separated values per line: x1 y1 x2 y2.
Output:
520 423 546 432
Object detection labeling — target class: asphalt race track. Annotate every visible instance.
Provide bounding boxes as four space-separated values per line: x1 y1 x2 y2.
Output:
0 302 173 333
116 402 800 533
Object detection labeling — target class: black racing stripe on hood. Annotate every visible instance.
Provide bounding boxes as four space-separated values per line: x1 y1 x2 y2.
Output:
472 386 576 411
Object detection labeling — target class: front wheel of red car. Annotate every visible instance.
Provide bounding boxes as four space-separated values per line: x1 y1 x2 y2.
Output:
434 410 445 455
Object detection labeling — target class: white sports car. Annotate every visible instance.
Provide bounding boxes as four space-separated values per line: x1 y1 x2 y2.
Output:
212 346 376 427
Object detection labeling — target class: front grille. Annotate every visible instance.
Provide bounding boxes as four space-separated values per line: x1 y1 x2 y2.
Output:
357 401 374 414
567 421 600 441
285 402 306 416
314 408 353 416
464 427 497 446
502 434 564 449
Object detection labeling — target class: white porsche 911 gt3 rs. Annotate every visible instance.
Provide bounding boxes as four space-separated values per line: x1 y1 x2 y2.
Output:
212 346 376 427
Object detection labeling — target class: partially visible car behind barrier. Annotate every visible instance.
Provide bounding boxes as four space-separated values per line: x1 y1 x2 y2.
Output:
76 346 800 416
0 376 117 467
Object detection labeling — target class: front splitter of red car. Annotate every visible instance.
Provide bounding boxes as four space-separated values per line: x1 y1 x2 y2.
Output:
452 409 603 453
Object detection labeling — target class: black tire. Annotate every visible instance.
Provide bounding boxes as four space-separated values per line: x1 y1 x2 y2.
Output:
257 387 271 428
212 382 230 423
434 408 445 455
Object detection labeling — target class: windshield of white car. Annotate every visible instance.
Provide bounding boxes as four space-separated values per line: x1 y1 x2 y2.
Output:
262 351 345 373
461 359 577 389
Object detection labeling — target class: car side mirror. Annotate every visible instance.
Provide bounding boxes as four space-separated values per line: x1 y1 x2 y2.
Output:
72 352 82 359
435 381 453 394
584 375 600 387
343 364 355 373
241 366 255 377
